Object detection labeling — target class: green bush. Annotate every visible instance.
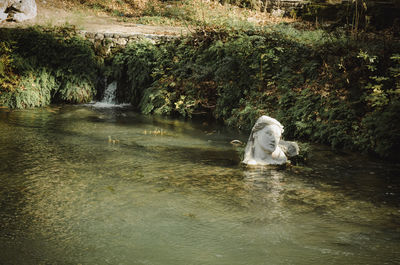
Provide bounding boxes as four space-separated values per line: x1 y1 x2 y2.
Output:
112 24 399 158
2 23 398 158
0 26 99 108
0 40 19 94
112 40 159 105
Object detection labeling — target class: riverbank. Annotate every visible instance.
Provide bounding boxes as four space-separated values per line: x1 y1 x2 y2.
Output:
1 22 399 159
108 26 400 159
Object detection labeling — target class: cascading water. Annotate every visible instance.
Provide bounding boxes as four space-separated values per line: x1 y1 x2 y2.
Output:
101 81 117 104
93 81 127 107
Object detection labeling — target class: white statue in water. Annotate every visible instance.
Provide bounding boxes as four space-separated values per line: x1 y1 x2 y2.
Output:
243 116 297 166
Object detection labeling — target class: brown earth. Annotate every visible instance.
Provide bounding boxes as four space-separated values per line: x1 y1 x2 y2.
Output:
0 0 188 36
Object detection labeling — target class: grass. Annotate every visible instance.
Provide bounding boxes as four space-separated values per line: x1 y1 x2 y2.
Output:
42 0 295 30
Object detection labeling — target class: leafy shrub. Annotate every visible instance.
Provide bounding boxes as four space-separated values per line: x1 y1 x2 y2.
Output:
112 40 159 105
112 24 399 158
3 23 397 158
9 69 56 108
0 26 99 108
0 40 19 94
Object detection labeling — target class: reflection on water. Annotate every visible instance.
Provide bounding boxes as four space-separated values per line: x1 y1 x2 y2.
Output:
0 105 399 265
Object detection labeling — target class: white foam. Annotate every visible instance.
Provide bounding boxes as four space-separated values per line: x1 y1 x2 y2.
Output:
89 81 130 108
102 81 117 104
92 102 130 108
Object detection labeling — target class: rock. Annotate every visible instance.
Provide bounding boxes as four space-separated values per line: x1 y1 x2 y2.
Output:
115 38 127 46
279 140 299 157
95 33 104 40
77 30 86 38
7 0 37 22
104 32 114 38
0 12 7 22
271 8 285 17
85 32 95 38
0 1 8 22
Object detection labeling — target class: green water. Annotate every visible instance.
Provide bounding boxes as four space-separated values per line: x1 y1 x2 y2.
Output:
0 105 399 265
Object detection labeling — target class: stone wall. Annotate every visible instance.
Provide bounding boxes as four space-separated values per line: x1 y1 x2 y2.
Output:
78 30 177 55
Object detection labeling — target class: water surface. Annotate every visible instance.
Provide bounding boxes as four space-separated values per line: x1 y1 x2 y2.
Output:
0 105 399 265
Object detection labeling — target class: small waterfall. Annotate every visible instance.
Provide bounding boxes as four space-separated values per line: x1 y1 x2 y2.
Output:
101 81 117 104
93 81 127 108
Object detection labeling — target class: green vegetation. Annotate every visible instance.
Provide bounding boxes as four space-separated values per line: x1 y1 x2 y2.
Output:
52 0 399 32
53 0 291 28
0 26 100 108
108 25 399 158
1 0 399 158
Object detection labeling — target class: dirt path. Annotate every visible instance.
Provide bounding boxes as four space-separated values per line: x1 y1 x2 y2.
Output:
0 1 188 36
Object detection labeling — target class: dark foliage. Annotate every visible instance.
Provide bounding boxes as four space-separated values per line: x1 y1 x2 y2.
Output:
0 26 100 108
111 25 399 158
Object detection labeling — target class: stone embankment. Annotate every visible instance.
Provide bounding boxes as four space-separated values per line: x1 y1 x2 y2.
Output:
78 30 178 55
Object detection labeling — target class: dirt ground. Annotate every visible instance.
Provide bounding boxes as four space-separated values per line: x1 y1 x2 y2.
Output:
0 0 188 36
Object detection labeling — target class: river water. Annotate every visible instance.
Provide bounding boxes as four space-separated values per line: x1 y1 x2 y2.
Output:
0 105 399 265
